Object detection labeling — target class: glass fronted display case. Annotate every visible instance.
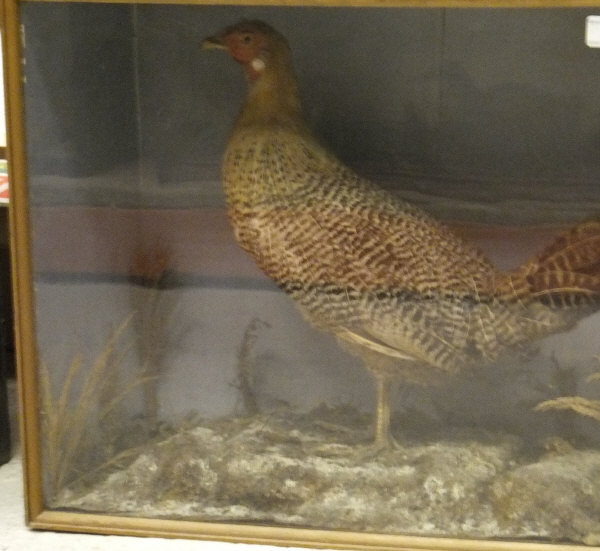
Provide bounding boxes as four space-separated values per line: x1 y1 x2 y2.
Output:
3 1 600 549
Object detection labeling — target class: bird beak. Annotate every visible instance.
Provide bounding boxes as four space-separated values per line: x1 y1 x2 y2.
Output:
202 34 227 50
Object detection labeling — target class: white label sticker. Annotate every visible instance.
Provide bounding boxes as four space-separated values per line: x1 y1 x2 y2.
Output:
586 16 600 48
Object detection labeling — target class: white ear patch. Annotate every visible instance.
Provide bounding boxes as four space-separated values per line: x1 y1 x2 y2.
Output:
251 57 266 72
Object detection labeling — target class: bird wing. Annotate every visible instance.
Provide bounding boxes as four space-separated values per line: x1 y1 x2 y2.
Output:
251 129 496 298
230 129 500 369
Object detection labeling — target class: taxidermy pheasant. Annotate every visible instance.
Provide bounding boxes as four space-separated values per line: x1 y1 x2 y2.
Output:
204 20 600 451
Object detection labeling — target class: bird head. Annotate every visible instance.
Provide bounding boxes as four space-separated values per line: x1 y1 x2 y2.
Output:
203 20 291 82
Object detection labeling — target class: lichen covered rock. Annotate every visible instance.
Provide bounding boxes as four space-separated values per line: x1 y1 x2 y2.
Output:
53 409 600 543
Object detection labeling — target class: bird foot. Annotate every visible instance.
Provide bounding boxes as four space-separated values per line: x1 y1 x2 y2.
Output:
353 432 403 460
304 436 402 461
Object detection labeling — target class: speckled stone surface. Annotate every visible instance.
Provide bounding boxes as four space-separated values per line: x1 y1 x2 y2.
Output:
0 381 308 551
50 409 600 545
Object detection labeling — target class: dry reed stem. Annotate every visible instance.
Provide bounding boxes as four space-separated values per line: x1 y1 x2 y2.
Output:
236 318 270 415
129 244 176 427
62 441 150 492
99 375 156 422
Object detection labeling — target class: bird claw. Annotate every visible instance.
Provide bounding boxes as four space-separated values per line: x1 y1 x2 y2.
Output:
354 432 403 460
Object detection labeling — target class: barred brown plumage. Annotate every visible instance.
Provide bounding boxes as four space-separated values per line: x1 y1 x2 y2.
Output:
204 20 600 451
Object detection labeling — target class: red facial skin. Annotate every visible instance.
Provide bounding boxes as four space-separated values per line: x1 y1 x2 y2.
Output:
223 31 268 81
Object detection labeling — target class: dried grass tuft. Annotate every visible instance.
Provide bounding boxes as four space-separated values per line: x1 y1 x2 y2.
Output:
534 356 600 423
39 314 153 501
535 396 600 422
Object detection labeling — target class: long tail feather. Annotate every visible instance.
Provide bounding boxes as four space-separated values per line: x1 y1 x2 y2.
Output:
497 219 600 308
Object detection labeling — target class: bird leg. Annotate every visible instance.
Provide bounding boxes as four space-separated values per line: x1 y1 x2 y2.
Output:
371 372 400 452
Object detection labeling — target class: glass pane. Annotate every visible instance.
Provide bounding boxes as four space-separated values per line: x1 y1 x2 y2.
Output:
21 2 600 544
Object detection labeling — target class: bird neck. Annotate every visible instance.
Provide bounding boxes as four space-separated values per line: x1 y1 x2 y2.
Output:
235 58 305 131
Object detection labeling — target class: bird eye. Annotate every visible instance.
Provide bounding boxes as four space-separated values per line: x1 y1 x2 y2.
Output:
240 34 253 45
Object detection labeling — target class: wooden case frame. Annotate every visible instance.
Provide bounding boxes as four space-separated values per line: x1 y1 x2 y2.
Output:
3 1 600 550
